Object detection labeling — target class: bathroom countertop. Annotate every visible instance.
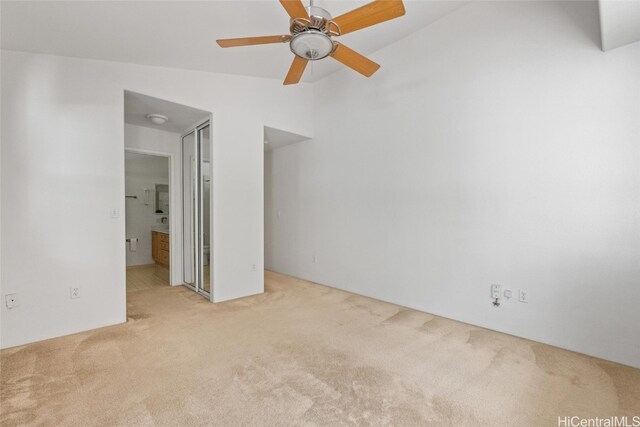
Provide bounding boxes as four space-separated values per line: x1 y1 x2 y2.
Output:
151 228 169 234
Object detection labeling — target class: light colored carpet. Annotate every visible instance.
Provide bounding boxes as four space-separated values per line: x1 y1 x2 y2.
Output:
1 271 638 426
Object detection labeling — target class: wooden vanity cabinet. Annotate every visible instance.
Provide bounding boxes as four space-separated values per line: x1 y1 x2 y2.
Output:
152 231 170 268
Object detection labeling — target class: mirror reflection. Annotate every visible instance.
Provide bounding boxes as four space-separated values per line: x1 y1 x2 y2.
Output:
155 184 169 214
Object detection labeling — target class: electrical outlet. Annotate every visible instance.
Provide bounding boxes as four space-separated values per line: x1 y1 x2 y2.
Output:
110 207 120 218
70 287 80 299
5 294 19 309
519 290 529 303
491 284 501 299
252 264 257 272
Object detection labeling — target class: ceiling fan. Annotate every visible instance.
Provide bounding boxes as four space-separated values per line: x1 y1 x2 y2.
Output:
216 0 406 85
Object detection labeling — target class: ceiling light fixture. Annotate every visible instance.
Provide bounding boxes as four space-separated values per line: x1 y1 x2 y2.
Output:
290 29 334 60
147 114 168 125
289 5 335 61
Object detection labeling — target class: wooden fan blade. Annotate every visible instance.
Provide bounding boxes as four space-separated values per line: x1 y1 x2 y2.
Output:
283 56 309 85
330 43 380 77
279 0 309 19
217 35 291 48
331 0 405 35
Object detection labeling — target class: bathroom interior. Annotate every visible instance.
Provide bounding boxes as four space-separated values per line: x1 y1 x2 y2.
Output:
125 152 172 288
124 91 212 299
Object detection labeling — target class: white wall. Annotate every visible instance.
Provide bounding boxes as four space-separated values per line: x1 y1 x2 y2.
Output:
125 153 170 267
265 1 640 368
125 124 183 285
1 50 314 349
599 0 640 51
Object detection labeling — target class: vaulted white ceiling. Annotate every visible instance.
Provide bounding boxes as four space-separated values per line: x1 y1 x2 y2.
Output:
0 0 470 82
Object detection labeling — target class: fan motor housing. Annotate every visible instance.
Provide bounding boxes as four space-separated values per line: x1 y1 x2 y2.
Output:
289 6 339 36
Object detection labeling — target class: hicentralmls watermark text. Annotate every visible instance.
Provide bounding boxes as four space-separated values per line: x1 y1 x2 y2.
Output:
558 416 640 427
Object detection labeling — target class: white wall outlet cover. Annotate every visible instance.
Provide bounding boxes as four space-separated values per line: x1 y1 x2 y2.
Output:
5 294 19 309
110 207 120 218
491 284 501 299
519 290 529 303
70 287 80 299
504 289 513 299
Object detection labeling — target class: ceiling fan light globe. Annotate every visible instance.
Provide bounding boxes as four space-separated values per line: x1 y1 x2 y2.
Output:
290 30 333 61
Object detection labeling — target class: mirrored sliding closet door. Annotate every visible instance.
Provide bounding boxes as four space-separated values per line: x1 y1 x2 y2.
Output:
182 121 211 297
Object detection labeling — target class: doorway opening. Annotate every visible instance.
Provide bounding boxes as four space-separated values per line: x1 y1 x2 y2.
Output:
123 90 212 303
125 152 171 291
263 126 311 274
